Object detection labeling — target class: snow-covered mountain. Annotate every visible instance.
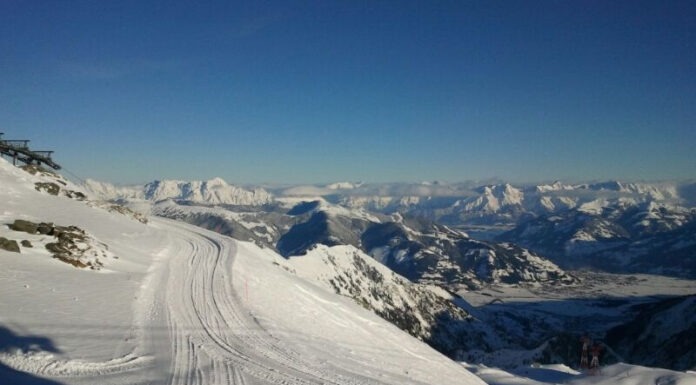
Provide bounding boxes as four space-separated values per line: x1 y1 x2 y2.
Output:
282 244 480 355
147 193 577 292
264 180 693 232
265 180 694 278
360 217 577 290
83 177 274 206
273 199 578 290
497 202 696 277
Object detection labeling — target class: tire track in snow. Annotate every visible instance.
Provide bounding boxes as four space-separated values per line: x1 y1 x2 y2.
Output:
158 219 388 385
0 216 435 385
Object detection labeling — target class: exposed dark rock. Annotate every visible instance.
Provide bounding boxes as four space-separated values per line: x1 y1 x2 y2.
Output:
37 222 54 235
21 240 32 248
35 182 61 196
106 205 147 224
8 219 39 234
0 237 20 253
51 254 89 268
65 190 87 200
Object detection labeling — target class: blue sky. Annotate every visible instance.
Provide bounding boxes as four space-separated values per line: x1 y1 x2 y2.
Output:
1 1 694 185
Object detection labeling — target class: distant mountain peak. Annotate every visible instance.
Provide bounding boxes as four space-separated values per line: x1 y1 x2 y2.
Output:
84 178 273 206
205 177 228 187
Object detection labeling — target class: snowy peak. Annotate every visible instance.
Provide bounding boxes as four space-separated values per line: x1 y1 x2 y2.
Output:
535 180 575 193
580 181 680 200
461 184 524 213
85 178 274 206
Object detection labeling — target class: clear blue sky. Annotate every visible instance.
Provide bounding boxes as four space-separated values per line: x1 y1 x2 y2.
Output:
1 0 694 184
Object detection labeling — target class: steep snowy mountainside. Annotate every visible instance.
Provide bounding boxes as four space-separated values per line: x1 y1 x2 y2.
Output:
275 200 577 290
83 177 273 206
0 159 165 372
282 244 497 355
82 178 143 200
276 199 381 256
230 241 489 385
464 184 525 213
361 219 577 290
151 199 283 246
498 204 696 277
605 295 696 371
616 201 694 237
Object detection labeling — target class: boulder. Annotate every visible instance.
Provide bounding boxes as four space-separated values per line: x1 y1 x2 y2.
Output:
8 219 39 234
37 222 55 235
0 237 20 253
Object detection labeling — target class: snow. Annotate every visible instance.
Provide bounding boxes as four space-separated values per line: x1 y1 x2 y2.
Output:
0 158 485 384
84 177 274 206
152 198 278 242
536 181 575 193
3 157 695 385
466 363 696 385
316 200 382 223
578 199 608 215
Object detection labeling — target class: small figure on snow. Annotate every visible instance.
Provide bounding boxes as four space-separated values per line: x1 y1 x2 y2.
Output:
579 334 591 368
590 342 602 370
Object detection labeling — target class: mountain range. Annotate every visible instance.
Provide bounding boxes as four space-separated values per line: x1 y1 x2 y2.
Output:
1 160 694 384
83 177 696 279
78 176 696 370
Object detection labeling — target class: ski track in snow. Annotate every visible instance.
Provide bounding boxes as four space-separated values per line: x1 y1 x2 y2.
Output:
2 218 403 384
152 219 395 385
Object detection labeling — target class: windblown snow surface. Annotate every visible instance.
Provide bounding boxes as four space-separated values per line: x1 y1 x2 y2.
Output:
1 157 695 385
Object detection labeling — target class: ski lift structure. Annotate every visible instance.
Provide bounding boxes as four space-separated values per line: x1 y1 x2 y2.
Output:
0 132 61 170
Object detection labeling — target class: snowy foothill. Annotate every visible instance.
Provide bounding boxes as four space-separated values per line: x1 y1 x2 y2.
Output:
1 156 696 385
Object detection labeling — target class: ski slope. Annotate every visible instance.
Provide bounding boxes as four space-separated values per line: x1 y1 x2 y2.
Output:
0 158 485 384
152 219 485 384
